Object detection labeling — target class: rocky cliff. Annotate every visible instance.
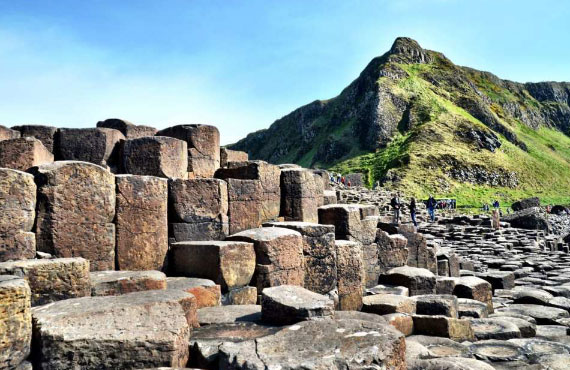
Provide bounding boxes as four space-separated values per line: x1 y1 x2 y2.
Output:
231 38 570 206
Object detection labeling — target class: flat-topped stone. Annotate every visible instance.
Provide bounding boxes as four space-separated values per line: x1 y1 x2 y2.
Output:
379 266 436 296
0 137 53 171
0 275 31 369
90 270 166 296
362 294 416 315
261 285 334 325
166 277 221 308
197 305 262 325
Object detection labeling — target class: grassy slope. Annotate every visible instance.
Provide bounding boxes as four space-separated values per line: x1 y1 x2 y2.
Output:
330 62 570 208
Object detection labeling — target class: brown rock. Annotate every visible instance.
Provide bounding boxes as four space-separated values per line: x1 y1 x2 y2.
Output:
0 275 31 369
168 178 228 241
0 257 91 306
280 168 321 223
335 240 364 311
0 169 36 261
454 276 494 314
0 137 53 171
318 204 378 245
379 266 436 296
33 161 116 271
227 227 305 291
96 118 157 138
223 286 257 305
220 147 248 167
383 313 414 336
157 124 220 178
167 277 221 308
412 315 475 341
115 175 168 270
362 294 417 315
57 128 125 172
31 290 196 369
375 231 409 274
12 125 58 153
260 285 334 325
0 125 20 140
263 221 336 294
90 270 167 296
123 136 188 178
170 240 255 292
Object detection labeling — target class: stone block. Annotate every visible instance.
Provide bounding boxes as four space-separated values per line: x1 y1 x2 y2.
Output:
0 137 53 171
115 175 168 270
170 241 255 292
168 178 228 241
90 270 167 296
375 231 409 274
318 204 378 245
362 294 416 315
0 275 31 369
453 276 494 313
0 125 20 140
383 313 414 336
476 270 515 291
167 277 221 308
323 190 337 205
12 125 58 153
227 227 305 291
261 285 334 325
378 266 436 296
413 294 458 318
279 168 321 223
31 290 196 369
57 128 125 172
122 136 188 178
223 286 257 305
215 160 281 224
0 257 90 306
263 221 336 294
96 118 157 138
412 315 475 341
157 124 220 178
335 240 363 311
0 169 36 261
220 147 248 167
33 161 116 271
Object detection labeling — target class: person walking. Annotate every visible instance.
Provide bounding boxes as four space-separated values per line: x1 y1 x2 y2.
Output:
410 197 418 228
427 195 436 222
492 209 501 230
390 192 401 225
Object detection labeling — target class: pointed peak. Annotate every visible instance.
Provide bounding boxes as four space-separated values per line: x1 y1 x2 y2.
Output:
388 37 432 64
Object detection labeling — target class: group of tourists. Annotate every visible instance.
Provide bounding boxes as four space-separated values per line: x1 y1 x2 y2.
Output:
389 194 451 229
330 173 351 187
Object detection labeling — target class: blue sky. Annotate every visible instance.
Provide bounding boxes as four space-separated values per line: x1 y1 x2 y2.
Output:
0 1 568 144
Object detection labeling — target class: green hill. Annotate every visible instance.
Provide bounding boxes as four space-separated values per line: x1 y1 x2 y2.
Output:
230 38 570 208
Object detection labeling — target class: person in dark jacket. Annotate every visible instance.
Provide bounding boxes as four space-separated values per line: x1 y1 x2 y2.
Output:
390 192 401 224
427 195 436 222
410 197 418 228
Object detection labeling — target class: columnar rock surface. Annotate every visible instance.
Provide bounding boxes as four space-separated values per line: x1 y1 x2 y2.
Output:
96 118 157 138
56 128 125 171
280 168 321 223
227 227 305 291
122 136 188 178
0 125 20 140
0 275 31 369
157 124 220 178
0 169 36 261
12 125 58 153
33 161 116 271
0 137 53 171
220 147 248 167
90 270 167 296
169 178 229 241
0 257 90 306
335 240 364 310
115 175 168 270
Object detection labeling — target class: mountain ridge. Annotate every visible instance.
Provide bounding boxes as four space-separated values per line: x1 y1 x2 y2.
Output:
230 37 570 207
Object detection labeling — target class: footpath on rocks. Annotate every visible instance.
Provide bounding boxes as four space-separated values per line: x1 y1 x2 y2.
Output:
1 121 570 369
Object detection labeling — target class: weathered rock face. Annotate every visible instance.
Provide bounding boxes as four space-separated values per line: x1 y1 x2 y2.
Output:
56 128 125 172
167 277 221 308
453 276 494 313
263 221 337 294
227 227 305 291
512 197 540 212
0 169 36 261
169 178 229 241
335 240 364 311
503 207 550 231
318 204 378 244
12 125 58 153
223 286 257 305
122 136 188 179
157 124 220 178
280 168 321 223
96 118 157 138
215 160 281 232
379 266 436 296
261 285 334 325
90 270 167 296
169 241 255 292
31 290 196 369
0 125 20 140
115 175 168 271
33 161 116 271
376 230 409 274
412 315 475 341
0 275 31 369
0 137 53 171
218 318 407 369
362 294 416 315
0 258 91 306
220 147 248 167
